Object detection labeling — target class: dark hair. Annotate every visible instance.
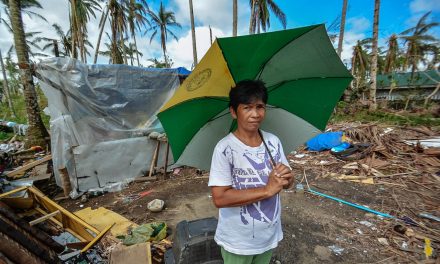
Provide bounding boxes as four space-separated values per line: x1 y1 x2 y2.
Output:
229 80 268 112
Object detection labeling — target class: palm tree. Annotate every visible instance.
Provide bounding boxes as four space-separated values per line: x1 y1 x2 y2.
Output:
249 0 286 34
126 0 149 66
108 0 128 64
0 1 46 58
337 0 348 57
35 24 73 57
350 39 371 99
69 0 100 62
369 0 380 111
383 34 400 74
93 1 109 63
0 48 15 117
125 42 143 66
189 0 197 67
145 1 181 68
233 0 237 36
400 12 439 73
8 0 49 147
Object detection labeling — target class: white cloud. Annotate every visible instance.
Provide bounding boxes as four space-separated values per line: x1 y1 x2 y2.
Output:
171 0 250 37
347 17 371 33
410 0 440 13
406 0 440 31
339 30 366 64
167 26 226 69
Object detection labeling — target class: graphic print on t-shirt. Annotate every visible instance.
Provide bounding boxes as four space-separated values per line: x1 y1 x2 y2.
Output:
222 139 282 225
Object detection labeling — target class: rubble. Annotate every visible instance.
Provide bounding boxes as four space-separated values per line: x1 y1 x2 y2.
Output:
290 122 440 262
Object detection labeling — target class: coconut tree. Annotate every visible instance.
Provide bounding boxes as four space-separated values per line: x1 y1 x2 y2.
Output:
369 0 380 111
125 42 143 66
189 0 197 67
145 1 181 68
233 0 237 36
337 0 348 57
0 3 46 58
126 0 149 66
34 24 73 57
69 0 100 62
350 39 371 99
8 0 49 147
400 12 439 73
249 0 286 34
0 48 15 117
108 0 128 64
93 1 109 63
383 34 401 74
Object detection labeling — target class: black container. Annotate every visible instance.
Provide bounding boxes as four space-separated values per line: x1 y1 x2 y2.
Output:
170 217 222 264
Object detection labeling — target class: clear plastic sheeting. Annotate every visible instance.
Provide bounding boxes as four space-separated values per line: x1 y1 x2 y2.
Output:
36 58 181 195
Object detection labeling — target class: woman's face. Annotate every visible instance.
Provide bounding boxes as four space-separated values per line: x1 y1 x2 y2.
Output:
230 99 266 133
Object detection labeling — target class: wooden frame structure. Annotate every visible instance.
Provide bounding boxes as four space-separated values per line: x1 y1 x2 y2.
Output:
0 186 109 251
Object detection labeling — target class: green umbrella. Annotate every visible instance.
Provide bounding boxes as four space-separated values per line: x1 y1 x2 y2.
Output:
158 24 352 170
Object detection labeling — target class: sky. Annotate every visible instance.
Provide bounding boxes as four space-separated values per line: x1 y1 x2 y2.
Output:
0 0 439 70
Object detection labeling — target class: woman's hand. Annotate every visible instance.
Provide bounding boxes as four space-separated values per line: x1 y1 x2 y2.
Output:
265 163 291 195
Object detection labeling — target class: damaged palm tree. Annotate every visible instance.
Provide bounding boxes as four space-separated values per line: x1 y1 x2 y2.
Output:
8 0 49 148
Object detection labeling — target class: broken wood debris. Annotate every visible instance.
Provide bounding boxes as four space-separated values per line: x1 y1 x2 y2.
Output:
289 123 440 262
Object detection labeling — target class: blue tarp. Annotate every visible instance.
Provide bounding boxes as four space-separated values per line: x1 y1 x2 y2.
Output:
306 131 344 151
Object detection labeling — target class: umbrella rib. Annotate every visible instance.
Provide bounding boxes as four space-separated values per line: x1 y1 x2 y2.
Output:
266 76 352 92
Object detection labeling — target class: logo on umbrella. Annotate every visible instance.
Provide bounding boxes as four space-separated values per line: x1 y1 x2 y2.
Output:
186 68 212 91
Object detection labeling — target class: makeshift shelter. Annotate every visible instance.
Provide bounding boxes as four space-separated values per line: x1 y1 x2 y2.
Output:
37 58 188 197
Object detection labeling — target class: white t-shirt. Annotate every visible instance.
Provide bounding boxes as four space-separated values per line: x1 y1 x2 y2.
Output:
208 131 289 255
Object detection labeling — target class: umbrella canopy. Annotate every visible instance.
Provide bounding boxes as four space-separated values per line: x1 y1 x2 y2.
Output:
158 24 352 170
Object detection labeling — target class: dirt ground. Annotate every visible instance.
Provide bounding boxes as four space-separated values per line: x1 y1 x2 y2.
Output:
57 168 413 263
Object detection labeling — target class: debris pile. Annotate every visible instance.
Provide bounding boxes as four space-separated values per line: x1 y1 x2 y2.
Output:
290 123 440 262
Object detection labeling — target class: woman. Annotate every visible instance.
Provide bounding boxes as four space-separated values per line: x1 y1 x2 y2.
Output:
209 80 293 264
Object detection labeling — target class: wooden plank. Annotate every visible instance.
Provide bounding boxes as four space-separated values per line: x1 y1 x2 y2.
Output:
110 242 152 264
6 155 52 178
81 223 114 253
148 141 160 178
164 143 170 179
29 210 60 226
35 207 88 242
134 176 157 183
0 186 28 198
29 187 99 241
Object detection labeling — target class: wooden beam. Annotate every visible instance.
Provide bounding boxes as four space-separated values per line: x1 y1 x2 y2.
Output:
29 210 60 226
81 223 114 253
6 155 52 178
148 141 160 178
0 186 28 198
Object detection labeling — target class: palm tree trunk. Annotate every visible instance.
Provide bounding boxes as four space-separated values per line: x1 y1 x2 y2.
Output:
70 0 77 58
424 82 440 108
249 0 255 34
8 0 49 148
189 0 197 67
121 34 128 64
94 4 110 64
369 0 380 111
161 27 168 67
133 34 140 66
53 40 60 57
0 49 16 117
337 0 348 57
233 0 237 37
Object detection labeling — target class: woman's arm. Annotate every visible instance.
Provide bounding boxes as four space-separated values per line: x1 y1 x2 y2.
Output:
211 164 289 208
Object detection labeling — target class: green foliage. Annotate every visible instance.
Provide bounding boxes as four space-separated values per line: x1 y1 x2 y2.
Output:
0 85 49 127
0 131 12 141
330 101 440 126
